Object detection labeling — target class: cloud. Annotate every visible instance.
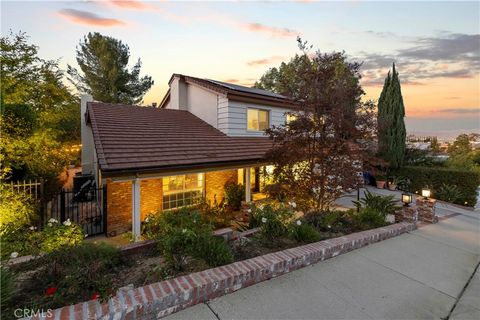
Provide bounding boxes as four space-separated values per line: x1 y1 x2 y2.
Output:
109 0 148 10
241 23 297 38
107 0 160 12
247 55 286 66
439 108 480 114
358 33 480 85
58 9 125 27
399 34 480 62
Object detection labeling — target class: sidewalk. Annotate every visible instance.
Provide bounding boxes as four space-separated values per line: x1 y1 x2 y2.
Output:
165 210 480 319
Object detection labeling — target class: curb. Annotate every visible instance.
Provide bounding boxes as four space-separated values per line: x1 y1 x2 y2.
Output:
30 222 416 320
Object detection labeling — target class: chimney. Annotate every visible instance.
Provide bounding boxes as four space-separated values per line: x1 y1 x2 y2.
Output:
81 94 94 175
170 75 188 110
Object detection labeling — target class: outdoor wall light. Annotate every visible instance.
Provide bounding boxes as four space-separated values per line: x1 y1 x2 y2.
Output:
421 188 431 198
402 193 412 206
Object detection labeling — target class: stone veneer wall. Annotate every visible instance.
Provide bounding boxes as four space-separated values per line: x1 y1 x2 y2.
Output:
205 170 238 204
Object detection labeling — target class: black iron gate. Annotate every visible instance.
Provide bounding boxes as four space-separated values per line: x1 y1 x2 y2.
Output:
42 186 107 236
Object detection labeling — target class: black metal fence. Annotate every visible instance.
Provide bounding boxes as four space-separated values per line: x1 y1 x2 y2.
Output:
42 187 106 236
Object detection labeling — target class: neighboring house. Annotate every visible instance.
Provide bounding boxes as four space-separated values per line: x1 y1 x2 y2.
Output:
81 74 297 238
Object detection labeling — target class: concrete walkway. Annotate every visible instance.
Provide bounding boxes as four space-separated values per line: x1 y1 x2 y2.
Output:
165 208 480 319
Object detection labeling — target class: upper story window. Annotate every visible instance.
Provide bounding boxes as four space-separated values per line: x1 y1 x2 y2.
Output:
247 108 269 131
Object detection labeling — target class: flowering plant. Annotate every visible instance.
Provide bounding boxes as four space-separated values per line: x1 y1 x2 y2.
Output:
39 219 84 253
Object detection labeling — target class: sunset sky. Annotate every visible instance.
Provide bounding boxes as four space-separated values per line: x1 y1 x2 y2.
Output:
1 0 479 139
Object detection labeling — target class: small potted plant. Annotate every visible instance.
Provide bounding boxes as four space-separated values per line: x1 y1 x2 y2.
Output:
388 177 397 191
376 174 387 189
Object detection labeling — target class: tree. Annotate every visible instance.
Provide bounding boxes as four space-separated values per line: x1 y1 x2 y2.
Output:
377 63 406 169
430 137 441 154
68 32 154 104
0 31 79 181
254 54 312 100
265 39 377 211
447 134 472 158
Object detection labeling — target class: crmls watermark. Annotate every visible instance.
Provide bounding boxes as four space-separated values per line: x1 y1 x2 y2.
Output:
14 308 53 318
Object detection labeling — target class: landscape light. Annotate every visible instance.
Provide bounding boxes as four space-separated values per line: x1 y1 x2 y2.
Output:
402 193 412 206
421 188 431 198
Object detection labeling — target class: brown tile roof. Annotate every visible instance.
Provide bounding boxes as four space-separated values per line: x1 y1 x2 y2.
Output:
87 102 273 175
161 74 299 109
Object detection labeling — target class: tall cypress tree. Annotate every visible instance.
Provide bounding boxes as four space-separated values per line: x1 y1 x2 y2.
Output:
377 63 406 169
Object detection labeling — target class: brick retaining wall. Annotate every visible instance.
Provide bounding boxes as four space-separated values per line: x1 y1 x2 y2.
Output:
32 222 416 320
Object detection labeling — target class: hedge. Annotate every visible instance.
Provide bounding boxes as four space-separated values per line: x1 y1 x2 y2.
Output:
391 166 480 207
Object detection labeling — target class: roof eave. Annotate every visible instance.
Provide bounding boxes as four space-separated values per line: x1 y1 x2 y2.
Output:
100 157 270 178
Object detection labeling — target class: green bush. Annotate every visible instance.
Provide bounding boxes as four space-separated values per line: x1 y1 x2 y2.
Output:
0 185 36 235
289 221 321 243
435 184 463 204
38 242 121 306
263 183 290 202
253 204 294 240
391 166 480 207
354 208 386 229
199 199 235 229
1 266 15 310
304 210 352 233
1 219 84 260
353 190 400 216
144 208 233 270
224 183 245 210
196 236 234 267
39 219 84 253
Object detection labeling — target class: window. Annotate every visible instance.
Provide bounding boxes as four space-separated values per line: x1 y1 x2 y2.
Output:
162 174 203 210
247 108 269 131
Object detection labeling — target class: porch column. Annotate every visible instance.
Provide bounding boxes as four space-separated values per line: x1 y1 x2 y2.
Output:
245 167 251 203
132 177 141 241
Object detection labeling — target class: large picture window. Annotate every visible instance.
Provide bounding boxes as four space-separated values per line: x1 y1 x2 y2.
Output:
247 108 269 131
162 173 204 210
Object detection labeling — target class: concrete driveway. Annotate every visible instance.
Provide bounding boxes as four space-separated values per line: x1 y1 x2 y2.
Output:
165 208 480 319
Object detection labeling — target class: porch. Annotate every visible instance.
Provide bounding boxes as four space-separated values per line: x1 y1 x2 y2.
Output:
104 166 271 239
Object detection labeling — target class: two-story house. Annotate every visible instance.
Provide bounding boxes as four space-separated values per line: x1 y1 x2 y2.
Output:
81 74 297 238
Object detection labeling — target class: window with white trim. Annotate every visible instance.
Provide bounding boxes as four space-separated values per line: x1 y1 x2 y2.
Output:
162 174 204 210
247 108 269 131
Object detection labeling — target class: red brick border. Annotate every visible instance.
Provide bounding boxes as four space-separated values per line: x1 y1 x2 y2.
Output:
31 222 416 320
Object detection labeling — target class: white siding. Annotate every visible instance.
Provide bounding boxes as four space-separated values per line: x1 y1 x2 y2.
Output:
186 84 218 128
220 100 292 137
217 96 229 134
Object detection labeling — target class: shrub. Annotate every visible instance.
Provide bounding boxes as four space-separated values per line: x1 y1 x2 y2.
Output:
253 204 294 240
39 219 84 253
289 221 321 243
391 166 480 207
144 208 236 270
0 185 36 235
224 183 245 210
1 219 83 260
263 183 290 202
198 199 235 229
196 236 234 267
37 242 121 306
1 266 15 310
305 210 353 233
354 208 386 229
353 190 400 216
435 184 463 204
